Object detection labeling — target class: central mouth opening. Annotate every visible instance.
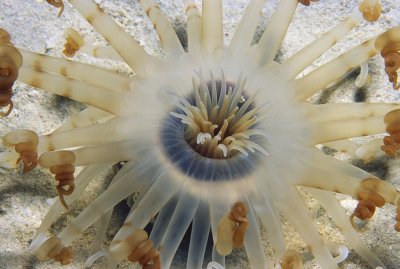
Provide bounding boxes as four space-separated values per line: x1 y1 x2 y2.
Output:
171 72 266 159
160 71 268 181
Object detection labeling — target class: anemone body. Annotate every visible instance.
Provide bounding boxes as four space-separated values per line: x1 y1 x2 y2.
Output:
1 0 400 269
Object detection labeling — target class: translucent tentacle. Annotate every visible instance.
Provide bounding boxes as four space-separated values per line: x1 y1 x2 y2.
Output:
273 184 339 269
201 0 223 55
18 66 132 116
54 107 113 133
149 196 178 248
57 161 160 245
159 191 200 268
295 27 400 101
34 164 109 238
71 140 138 166
254 0 298 65
38 116 155 152
67 0 160 76
311 116 385 144
19 49 131 91
111 172 180 242
243 199 268 269
229 0 266 55
307 188 386 268
281 8 363 79
305 103 400 123
140 0 185 58
183 0 201 55
187 201 210 269
250 184 285 266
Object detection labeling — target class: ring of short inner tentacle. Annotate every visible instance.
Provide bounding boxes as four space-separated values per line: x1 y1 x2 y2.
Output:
216 201 249 256
0 28 22 117
171 73 268 160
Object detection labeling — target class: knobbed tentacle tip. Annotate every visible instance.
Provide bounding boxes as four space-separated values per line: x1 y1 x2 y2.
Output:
30 234 73 265
109 229 160 269
382 109 400 157
359 0 382 22
352 178 400 232
63 28 85 58
216 201 249 256
0 28 22 117
350 199 377 232
3 130 39 173
377 28 400 90
39 150 76 210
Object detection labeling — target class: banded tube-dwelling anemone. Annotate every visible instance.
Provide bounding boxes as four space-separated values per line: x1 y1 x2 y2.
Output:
1 0 400 268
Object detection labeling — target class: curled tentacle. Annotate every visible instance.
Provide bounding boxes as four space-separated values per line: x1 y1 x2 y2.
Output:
109 229 160 269
0 28 22 117
216 201 249 256
350 190 385 232
46 0 64 17
351 178 398 232
3 130 39 173
228 201 249 248
38 151 76 210
381 109 400 156
381 42 400 90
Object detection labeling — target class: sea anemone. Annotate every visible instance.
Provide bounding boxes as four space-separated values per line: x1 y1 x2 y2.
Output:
1 0 400 268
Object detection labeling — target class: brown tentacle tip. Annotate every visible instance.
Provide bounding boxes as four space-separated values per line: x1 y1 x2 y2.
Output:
381 42 400 90
0 28 22 117
63 28 85 58
39 151 76 210
216 201 249 255
382 109 400 157
110 229 160 269
351 189 385 232
3 130 39 173
34 236 73 265
359 0 382 22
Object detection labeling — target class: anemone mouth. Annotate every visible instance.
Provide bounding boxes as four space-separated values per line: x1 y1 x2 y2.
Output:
160 70 269 181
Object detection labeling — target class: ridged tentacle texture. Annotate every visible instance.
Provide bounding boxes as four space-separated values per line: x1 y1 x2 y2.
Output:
1 0 400 268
